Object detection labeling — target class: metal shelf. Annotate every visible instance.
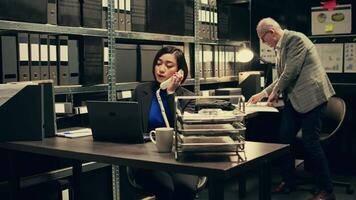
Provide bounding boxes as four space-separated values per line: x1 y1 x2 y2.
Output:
198 38 249 46
0 20 108 37
0 20 249 45
116 31 195 43
54 77 239 95
54 82 140 95
183 76 238 85
1 19 243 95
0 20 195 42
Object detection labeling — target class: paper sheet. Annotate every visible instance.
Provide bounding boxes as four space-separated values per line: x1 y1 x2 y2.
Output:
245 102 279 115
56 128 92 138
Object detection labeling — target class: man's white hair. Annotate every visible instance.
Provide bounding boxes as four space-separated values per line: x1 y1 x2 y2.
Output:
256 17 282 37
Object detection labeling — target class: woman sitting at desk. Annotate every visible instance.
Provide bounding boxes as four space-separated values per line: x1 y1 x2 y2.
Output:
130 46 199 200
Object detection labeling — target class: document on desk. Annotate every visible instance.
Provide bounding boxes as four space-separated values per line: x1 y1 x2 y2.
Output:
245 102 279 114
56 128 92 138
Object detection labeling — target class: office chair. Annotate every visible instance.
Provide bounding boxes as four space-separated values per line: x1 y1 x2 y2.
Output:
295 96 354 194
126 167 207 199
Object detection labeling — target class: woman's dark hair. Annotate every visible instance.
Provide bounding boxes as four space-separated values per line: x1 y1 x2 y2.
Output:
152 46 189 83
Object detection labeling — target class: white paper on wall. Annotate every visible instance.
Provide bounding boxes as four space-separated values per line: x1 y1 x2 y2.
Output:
311 4 352 35
344 43 356 73
315 43 343 73
259 40 275 64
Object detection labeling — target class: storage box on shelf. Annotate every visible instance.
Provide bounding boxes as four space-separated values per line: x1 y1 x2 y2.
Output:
174 95 246 161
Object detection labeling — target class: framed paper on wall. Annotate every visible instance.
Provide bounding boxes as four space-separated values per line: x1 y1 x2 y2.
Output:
344 43 356 73
315 43 343 73
311 4 352 35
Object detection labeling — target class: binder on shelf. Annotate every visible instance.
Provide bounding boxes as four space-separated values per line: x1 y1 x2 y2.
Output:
68 39 80 85
218 45 225 77
183 43 192 79
115 44 137 82
58 36 70 85
48 0 57 25
57 0 81 27
103 40 109 83
208 0 218 40
102 0 108 28
225 46 235 76
101 0 119 29
202 44 213 78
139 45 162 82
48 35 58 86
198 47 203 78
0 36 18 83
29 34 41 81
40 35 50 80
211 0 218 40
82 37 103 85
0 81 57 142
0 0 47 24
214 11 218 40
18 33 30 82
213 45 219 77
82 0 102 28
125 0 132 31
131 0 146 32
118 0 126 31
199 0 209 39
203 9 210 39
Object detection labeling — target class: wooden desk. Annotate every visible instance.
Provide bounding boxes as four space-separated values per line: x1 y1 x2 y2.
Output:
0 137 289 200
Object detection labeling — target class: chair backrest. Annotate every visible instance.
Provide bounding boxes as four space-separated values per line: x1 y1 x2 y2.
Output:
320 96 346 141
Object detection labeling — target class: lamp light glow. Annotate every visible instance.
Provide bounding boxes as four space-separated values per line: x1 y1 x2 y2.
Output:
236 48 254 63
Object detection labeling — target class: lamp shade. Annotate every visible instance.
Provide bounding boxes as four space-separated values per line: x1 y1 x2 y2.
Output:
236 48 254 63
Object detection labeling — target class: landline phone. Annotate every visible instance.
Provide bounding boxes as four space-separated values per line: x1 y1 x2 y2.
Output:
156 69 183 127
160 70 184 89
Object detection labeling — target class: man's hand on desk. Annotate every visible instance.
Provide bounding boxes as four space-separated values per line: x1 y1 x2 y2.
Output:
247 91 268 105
266 91 279 107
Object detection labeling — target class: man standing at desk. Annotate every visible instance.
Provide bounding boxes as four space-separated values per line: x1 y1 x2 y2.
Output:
248 17 336 200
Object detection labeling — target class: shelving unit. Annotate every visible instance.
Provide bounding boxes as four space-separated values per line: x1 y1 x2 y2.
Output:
0 21 246 95
0 1 250 98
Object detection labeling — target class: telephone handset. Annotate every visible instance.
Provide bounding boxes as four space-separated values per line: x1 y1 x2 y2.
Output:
160 69 184 89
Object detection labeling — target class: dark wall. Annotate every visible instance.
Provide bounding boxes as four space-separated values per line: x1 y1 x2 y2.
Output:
250 0 356 53
218 1 250 40
250 0 356 172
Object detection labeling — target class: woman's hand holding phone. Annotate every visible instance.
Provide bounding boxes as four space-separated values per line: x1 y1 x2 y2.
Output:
162 70 184 94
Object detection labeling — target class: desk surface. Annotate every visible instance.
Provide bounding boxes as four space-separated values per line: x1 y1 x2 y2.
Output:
0 137 288 179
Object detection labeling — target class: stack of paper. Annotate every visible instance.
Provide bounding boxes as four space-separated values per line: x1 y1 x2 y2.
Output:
56 128 92 138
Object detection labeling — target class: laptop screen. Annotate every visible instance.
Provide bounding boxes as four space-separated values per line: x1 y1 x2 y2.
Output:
86 101 144 144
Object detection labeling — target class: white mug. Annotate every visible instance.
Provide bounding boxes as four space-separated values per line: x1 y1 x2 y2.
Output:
149 127 174 153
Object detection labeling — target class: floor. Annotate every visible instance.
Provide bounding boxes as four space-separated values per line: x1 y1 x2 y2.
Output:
198 167 356 200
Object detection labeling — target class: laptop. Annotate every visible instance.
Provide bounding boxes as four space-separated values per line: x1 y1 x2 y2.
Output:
86 101 144 143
